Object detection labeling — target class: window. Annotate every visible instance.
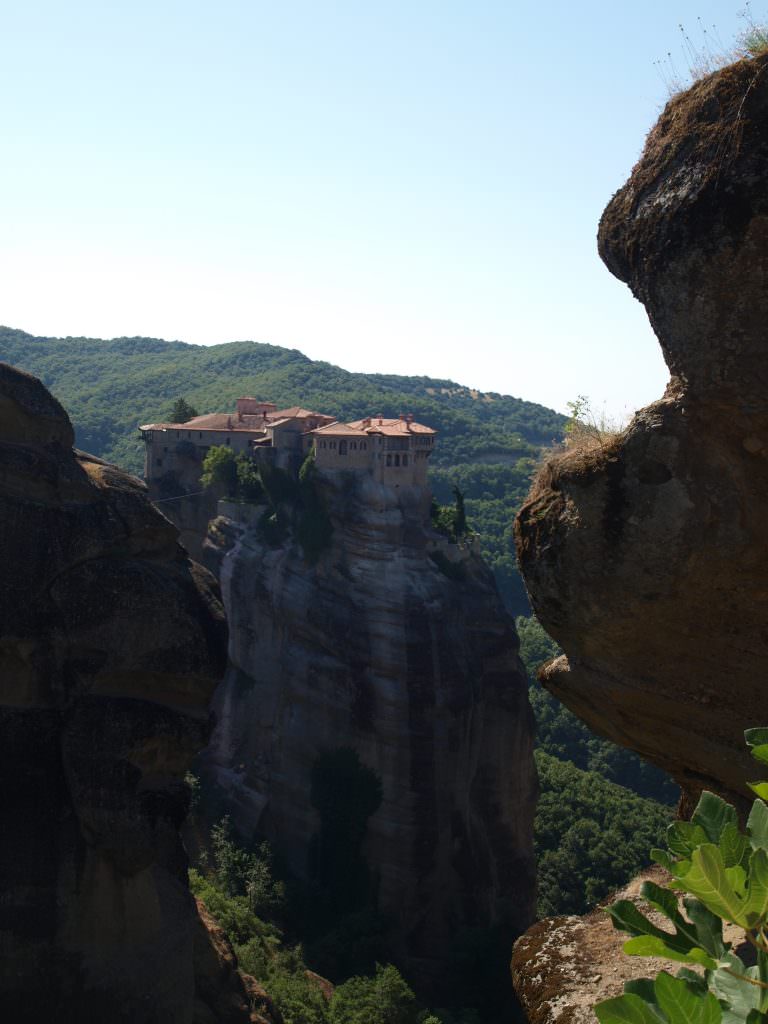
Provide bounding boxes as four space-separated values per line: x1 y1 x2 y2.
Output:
386 453 392 466
155 457 163 466
321 441 327 449
361 442 367 450
339 440 347 455
394 453 400 467
402 454 408 466
225 437 230 444
351 442 357 450
163 446 168 453
199 432 203 439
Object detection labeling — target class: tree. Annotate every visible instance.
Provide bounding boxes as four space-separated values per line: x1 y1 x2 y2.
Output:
235 453 264 502
201 445 237 497
168 397 199 423
452 485 468 538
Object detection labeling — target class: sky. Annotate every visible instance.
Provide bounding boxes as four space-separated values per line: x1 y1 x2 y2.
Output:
0 1 757 418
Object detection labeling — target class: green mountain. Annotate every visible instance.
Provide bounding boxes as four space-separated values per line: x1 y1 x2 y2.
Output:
0 326 565 612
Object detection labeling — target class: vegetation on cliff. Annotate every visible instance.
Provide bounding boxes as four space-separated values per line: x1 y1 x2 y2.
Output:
0 326 564 612
191 771 480 1024
597 730 768 1024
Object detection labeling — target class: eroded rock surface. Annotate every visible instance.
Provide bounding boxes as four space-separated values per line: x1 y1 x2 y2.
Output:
200 477 537 982
0 363 250 1022
515 54 768 812
511 867 710 1024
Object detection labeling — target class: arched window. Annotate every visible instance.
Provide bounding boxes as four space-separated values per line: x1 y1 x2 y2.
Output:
386 453 392 466
394 453 400 467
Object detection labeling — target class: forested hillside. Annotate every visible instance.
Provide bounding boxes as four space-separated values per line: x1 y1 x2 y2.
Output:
0 326 565 611
516 616 677 916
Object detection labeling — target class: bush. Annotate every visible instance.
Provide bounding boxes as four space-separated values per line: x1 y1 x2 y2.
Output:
329 964 420 1024
596 729 768 1024
201 444 238 497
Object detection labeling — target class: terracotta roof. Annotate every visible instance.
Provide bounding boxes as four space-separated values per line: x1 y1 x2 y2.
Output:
347 417 436 436
311 422 369 436
269 407 336 422
139 414 268 432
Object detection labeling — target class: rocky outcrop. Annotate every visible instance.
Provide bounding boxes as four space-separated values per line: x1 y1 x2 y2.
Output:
0 362 253 1022
514 53 768 813
200 476 537 982
511 866 752 1024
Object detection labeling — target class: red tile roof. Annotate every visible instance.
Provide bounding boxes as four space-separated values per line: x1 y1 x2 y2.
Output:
347 417 436 436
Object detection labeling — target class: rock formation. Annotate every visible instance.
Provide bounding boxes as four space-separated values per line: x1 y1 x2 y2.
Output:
515 52 768 813
200 474 537 982
0 362 261 1022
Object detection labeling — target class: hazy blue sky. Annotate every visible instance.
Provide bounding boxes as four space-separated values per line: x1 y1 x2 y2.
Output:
0 1 755 416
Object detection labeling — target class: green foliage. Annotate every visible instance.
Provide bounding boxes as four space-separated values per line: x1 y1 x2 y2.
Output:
235 452 264 502
201 444 238 496
296 460 334 564
209 816 287 918
516 614 677 916
0 327 564 614
430 487 470 543
535 751 673 917
168 396 198 422
191 816 461 1024
517 616 678 803
595 732 768 1024
252 458 334 562
329 964 421 1024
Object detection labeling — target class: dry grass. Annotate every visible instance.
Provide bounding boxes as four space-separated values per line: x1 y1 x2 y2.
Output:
655 8 768 98
523 400 630 506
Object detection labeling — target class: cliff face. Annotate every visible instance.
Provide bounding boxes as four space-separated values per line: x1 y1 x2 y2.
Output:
0 363 259 1022
201 476 537 976
514 53 768 812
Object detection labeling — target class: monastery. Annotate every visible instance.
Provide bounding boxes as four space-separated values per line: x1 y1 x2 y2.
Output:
139 398 436 496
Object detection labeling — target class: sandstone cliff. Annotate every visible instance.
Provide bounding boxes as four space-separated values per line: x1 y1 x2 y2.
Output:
515 53 768 813
200 473 537 981
0 362 261 1022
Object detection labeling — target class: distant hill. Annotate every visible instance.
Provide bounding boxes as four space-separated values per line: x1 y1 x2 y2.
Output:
0 326 565 612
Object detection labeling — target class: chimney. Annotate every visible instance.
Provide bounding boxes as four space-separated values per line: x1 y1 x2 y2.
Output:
377 413 383 425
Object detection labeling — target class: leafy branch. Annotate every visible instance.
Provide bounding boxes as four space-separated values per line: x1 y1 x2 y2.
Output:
595 729 768 1024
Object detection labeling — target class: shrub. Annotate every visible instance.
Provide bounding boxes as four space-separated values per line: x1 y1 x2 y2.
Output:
201 444 238 496
562 395 627 459
329 964 420 1024
595 729 768 1024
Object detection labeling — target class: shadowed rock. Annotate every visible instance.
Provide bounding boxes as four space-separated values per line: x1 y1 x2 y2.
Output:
200 475 537 991
515 54 768 812
0 363 260 1021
